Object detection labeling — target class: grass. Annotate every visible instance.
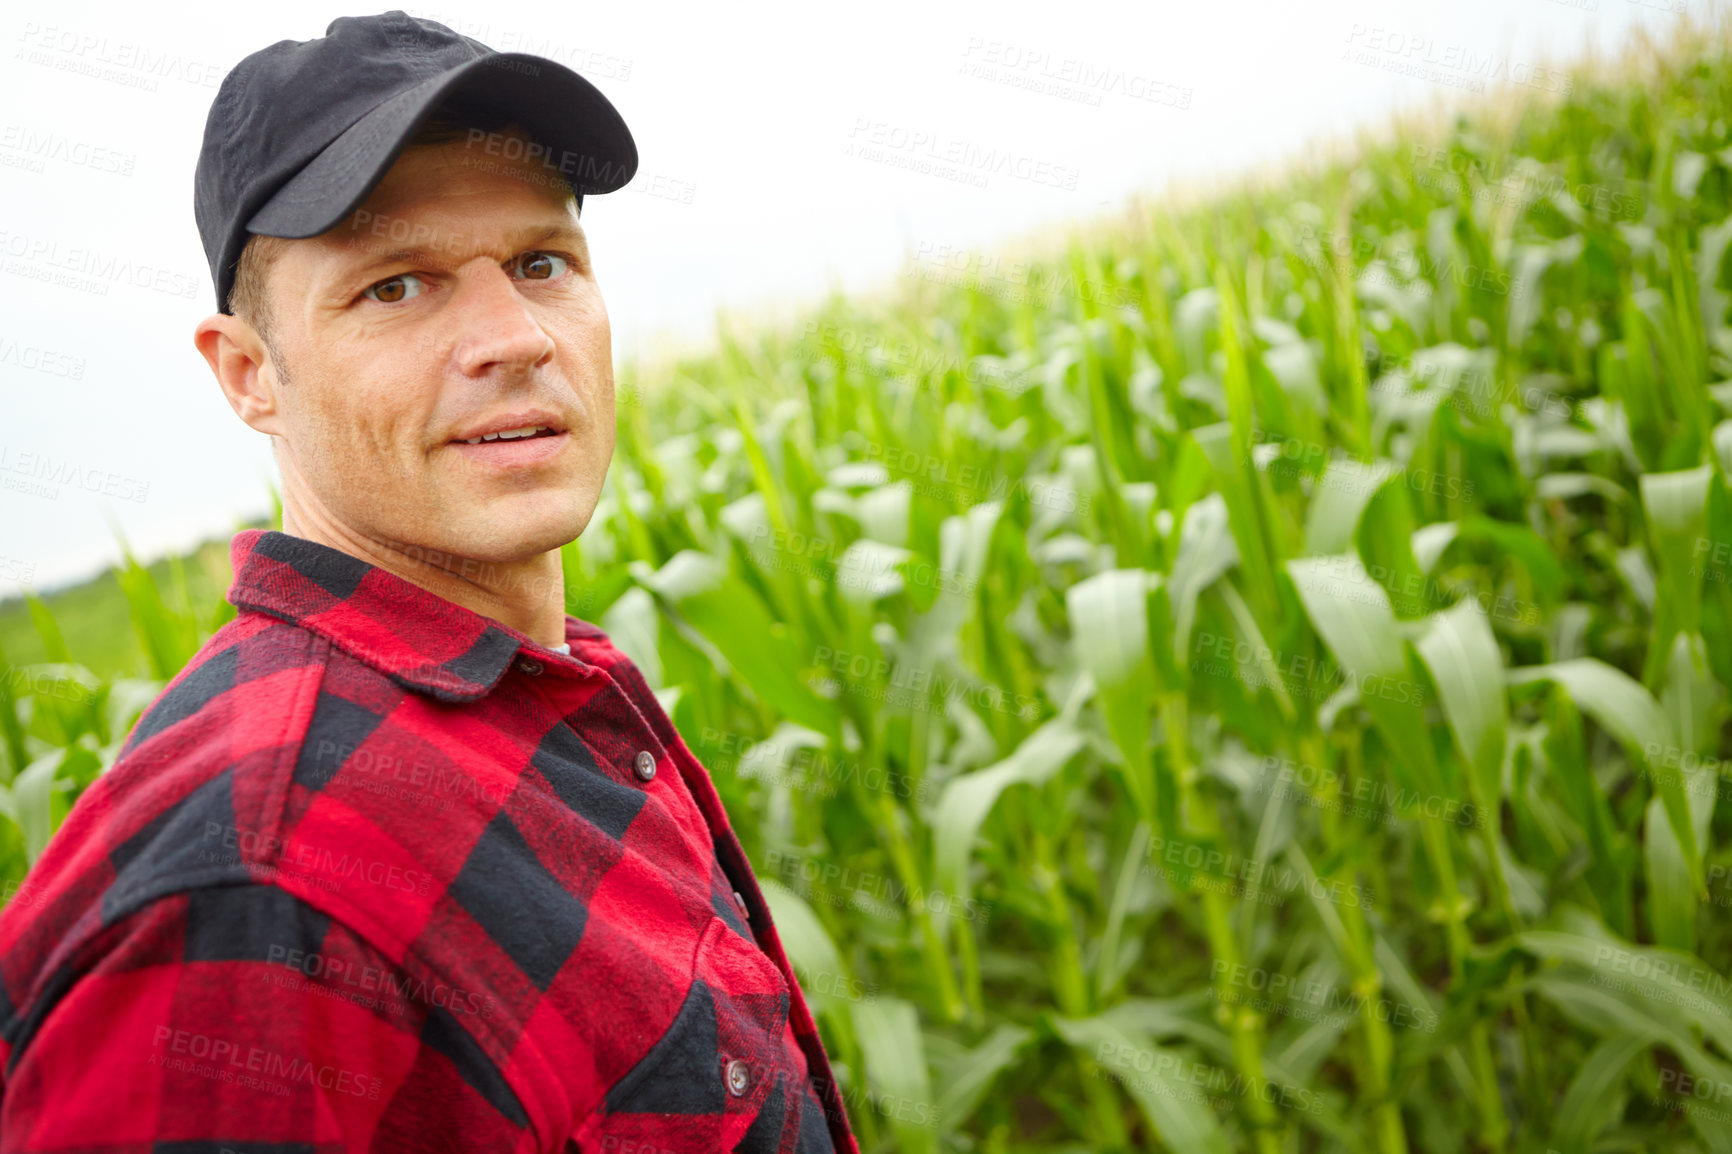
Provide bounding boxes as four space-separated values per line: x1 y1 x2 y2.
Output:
7 12 1732 1151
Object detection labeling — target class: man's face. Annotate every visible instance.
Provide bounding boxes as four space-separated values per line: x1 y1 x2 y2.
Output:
253 130 615 566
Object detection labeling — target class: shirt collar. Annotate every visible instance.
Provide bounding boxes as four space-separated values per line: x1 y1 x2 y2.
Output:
225 528 591 703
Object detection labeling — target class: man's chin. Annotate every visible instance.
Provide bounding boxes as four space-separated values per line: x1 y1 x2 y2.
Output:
420 499 590 565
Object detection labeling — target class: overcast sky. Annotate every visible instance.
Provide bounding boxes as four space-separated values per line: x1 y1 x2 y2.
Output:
0 0 1697 594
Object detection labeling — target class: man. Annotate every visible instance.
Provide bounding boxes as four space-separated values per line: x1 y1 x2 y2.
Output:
0 12 857 1153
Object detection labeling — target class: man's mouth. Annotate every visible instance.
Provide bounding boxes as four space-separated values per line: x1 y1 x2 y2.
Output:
455 424 560 445
448 422 569 467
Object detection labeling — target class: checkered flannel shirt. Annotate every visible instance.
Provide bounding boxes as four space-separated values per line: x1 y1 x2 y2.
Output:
0 529 859 1154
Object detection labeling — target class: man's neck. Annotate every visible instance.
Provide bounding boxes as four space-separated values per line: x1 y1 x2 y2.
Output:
279 511 569 650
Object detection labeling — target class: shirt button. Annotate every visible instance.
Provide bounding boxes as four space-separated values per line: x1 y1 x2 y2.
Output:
633 750 657 782
517 657 543 676
724 1058 751 1097
733 890 749 918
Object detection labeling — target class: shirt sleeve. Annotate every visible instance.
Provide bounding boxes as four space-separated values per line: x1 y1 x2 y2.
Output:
0 883 537 1153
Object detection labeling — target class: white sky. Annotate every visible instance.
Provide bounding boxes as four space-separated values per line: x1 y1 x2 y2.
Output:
0 0 1699 593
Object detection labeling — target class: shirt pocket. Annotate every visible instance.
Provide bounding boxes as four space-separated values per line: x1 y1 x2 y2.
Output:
574 916 793 1153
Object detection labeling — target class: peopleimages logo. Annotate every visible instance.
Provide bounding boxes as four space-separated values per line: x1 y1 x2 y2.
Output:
460 128 631 195
765 849 992 927
956 38 1194 110
1591 945 1732 1001
1342 25 1574 95
0 338 85 379
149 1026 382 1100
200 822 434 897
845 119 1081 190
810 645 1043 721
0 444 149 503
0 125 136 175
1092 1041 1326 1115
265 945 498 1020
14 23 230 90
1209 961 1440 1033
0 229 200 299
1190 629 1429 707
1142 835 1377 910
1257 755 1487 830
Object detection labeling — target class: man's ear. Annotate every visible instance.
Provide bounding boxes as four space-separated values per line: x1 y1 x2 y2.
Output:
194 313 286 437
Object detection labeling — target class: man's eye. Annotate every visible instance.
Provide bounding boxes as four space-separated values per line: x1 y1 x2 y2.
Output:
512 252 570 281
363 273 424 303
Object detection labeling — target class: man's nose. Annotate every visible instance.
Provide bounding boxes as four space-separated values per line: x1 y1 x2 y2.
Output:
448 262 555 376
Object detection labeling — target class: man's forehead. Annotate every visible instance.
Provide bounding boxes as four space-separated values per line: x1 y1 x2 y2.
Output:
321 209 585 265
319 134 582 255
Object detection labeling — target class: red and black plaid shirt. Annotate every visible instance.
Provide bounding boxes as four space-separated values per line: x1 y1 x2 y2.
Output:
0 529 859 1154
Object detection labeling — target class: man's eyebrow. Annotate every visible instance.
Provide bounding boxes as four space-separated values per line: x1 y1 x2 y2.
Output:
337 222 588 273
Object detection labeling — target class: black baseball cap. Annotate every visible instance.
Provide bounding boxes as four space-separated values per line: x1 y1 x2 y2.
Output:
194 10 638 315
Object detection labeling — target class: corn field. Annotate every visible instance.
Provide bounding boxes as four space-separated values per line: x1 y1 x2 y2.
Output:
7 17 1732 1154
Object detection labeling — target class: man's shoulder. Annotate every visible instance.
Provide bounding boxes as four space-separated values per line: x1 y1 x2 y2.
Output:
4 610 391 954
119 609 318 753
0 605 468 1024
5 607 668 969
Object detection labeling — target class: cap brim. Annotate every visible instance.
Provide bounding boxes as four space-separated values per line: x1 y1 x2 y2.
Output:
245 51 636 240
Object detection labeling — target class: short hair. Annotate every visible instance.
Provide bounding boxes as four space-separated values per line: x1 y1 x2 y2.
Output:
226 98 562 349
